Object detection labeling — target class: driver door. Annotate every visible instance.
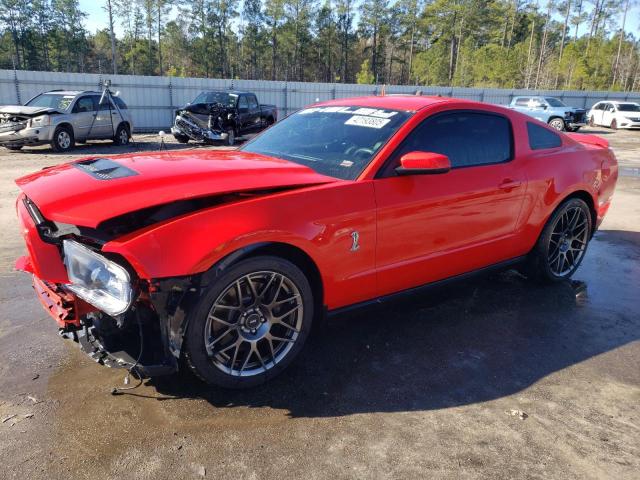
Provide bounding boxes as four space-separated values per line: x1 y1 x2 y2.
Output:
373 110 527 297
71 96 97 140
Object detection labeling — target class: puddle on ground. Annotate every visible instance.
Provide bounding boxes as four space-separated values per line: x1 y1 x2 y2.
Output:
571 280 589 307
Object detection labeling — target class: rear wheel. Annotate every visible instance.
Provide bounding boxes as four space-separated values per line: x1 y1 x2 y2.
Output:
527 198 592 283
113 123 130 145
548 118 565 131
51 126 74 152
184 256 314 388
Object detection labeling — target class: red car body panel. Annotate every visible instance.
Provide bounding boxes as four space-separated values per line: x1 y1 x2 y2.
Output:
16 149 336 227
15 96 618 314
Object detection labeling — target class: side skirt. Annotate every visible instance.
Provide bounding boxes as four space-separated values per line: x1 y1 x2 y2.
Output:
328 255 527 318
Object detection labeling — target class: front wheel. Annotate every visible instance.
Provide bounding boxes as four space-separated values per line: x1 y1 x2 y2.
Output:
526 198 592 283
184 256 314 388
548 118 566 131
51 125 75 152
224 128 236 146
174 133 189 144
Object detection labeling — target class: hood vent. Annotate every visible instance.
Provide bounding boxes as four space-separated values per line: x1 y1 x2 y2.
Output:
73 158 138 180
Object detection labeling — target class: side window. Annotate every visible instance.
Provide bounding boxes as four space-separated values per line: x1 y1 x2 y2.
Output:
389 111 513 171
238 96 249 110
527 122 562 150
515 97 530 106
92 95 111 111
248 95 258 109
73 96 95 113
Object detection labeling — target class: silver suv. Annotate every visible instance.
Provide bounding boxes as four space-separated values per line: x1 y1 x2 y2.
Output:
0 90 133 152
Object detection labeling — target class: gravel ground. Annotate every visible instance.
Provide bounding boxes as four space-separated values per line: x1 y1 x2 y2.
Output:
0 128 638 480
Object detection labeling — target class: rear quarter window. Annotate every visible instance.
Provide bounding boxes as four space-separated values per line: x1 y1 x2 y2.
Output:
113 97 128 109
527 122 562 150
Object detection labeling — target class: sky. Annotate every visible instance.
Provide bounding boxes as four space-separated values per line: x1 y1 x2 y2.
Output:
79 0 640 47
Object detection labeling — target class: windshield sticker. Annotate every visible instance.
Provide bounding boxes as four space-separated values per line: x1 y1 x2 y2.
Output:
340 160 354 167
59 96 74 110
300 106 398 119
345 115 391 129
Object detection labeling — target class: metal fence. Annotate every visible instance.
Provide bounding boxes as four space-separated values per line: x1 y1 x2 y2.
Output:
2 69 639 132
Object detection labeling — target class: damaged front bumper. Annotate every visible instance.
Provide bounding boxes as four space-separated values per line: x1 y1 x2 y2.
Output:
0 125 53 147
15 194 204 378
171 113 229 142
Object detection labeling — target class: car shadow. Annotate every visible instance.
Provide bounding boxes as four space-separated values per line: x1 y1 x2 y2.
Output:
148 229 639 417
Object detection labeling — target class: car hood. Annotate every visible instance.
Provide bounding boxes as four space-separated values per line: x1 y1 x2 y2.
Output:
15 149 337 227
0 105 62 116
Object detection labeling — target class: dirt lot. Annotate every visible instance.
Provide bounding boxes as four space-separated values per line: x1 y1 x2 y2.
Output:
0 129 638 479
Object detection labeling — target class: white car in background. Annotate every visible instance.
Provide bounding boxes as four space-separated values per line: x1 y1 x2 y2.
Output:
587 101 640 130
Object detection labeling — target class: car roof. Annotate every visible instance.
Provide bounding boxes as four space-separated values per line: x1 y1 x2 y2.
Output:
313 95 455 111
44 90 102 96
201 90 252 95
605 101 639 105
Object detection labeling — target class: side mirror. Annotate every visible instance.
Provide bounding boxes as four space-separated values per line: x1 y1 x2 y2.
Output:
395 151 451 176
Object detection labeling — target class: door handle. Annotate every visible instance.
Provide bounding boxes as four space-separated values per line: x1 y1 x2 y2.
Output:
498 179 522 191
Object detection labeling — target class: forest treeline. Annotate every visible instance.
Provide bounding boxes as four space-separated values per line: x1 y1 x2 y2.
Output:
1 0 638 91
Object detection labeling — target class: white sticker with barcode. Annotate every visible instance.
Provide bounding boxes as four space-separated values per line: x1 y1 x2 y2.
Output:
344 115 391 129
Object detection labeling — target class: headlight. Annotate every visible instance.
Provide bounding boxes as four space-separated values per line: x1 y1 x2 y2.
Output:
63 240 133 316
29 115 50 127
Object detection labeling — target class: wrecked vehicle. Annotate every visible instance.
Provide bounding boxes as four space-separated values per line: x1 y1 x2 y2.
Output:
0 90 133 152
14 96 617 389
171 91 277 146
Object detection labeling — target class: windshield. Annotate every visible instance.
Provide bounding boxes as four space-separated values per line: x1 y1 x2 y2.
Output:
617 103 640 112
545 98 567 107
26 93 75 110
192 92 238 108
241 106 412 180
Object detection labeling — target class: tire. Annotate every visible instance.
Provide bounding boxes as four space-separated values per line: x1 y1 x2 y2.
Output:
224 127 235 146
548 118 565 131
5 145 22 151
610 119 617 130
526 198 592 283
51 125 74 152
174 133 189 144
113 123 130 145
184 256 314 388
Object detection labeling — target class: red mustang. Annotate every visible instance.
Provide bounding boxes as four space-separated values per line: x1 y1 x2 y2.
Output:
15 96 618 388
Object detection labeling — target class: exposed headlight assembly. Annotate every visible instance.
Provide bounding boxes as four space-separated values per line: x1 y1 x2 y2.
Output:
63 240 133 316
29 115 51 127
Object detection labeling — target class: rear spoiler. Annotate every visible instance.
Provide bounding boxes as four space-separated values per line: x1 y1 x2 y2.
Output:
565 133 609 149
